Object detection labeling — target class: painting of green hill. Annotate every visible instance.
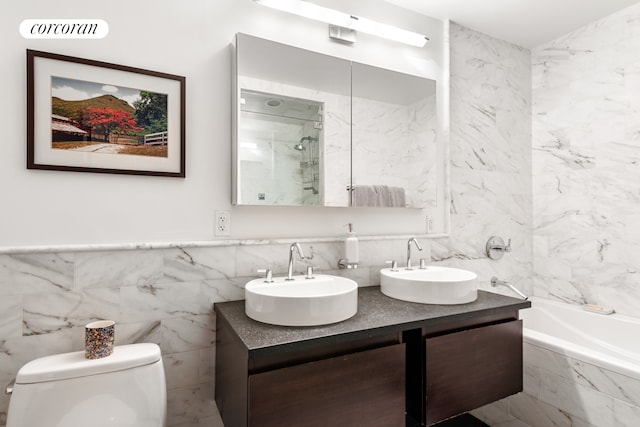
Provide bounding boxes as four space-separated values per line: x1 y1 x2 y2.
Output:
52 94 134 121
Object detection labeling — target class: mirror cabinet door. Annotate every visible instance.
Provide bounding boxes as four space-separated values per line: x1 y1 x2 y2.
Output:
233 33 440 210
234 33 351 207
351 62 438 209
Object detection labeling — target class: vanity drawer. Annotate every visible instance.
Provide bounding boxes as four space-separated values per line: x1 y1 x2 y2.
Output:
424 320 523 426
248 343 406 427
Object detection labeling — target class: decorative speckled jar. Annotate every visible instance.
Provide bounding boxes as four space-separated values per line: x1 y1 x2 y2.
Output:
85 320 115 359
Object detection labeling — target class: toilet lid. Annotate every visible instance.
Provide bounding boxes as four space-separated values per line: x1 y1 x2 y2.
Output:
16 343 161 384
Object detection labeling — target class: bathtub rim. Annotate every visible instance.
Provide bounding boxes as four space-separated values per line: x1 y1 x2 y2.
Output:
522 296 640 381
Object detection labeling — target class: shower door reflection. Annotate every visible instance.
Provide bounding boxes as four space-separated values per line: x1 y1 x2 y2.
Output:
238 89 323 206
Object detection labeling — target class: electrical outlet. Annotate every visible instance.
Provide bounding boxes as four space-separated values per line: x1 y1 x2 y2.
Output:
426 216 433 234
215 211 231 236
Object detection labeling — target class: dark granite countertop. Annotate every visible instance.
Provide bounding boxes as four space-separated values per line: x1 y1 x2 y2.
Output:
214 287 531 355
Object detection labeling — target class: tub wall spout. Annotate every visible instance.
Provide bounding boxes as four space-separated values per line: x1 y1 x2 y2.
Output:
491 276 528 300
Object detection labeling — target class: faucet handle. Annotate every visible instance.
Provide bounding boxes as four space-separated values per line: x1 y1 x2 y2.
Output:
504 238 512 252
492 238 511 252
385 260 398 271
257 268 273 283
419 258 427 269
486 236 512 260
5 378 15 395
305 265 315 279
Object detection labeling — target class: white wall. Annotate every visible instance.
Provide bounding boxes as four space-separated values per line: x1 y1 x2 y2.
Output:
0 0 446 248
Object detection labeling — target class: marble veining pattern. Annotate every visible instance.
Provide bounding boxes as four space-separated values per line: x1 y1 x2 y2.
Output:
475 4 640 426
532 2 640 317
75 250 163 288
23 288 119 336
0 253 74 294
163 247 236 283
445 22 532 300
501 341 640 427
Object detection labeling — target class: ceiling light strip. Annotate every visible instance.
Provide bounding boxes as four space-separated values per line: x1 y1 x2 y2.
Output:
254 0 429 47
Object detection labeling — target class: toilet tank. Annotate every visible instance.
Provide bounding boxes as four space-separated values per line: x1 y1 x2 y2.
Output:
7 343 166 427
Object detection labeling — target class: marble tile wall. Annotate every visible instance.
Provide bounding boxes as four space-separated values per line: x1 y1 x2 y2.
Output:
476 4 640 426
447 21 535 427
445 23 532 296
0 247 237 426
531 2 640 317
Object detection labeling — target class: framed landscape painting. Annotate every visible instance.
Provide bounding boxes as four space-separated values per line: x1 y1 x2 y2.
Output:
27 49 185 177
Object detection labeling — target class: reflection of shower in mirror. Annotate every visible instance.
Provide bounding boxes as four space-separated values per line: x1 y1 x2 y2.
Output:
294 136 317 151
297 135 320 195
237 88 324 206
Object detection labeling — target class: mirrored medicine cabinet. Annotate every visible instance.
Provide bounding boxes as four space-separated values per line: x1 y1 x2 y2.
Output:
232 32 447 213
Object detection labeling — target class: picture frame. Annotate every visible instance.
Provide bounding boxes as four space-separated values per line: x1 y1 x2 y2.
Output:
27 49 186 177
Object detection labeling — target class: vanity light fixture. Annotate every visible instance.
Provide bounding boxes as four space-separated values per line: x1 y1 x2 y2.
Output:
254 0 429 47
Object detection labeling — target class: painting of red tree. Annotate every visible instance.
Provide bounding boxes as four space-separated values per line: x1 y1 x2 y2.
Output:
50 76 170 158
82 107 142 140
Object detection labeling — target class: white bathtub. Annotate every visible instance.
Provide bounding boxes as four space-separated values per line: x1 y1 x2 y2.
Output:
520 297 640 380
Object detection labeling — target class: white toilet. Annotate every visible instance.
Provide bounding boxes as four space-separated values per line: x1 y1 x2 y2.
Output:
6 343 166 427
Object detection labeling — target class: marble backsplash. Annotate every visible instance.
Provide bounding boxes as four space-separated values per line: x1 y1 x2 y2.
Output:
0 233 532 426
0 238 472 424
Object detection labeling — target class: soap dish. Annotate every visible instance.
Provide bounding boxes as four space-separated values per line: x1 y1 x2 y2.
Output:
582 304 614 315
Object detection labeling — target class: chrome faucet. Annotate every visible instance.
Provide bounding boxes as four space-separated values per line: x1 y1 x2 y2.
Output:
286 243 306 281
406 237 423 269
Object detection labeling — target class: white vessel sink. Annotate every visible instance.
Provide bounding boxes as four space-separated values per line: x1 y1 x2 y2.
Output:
380 266 478 305
245 274 358 326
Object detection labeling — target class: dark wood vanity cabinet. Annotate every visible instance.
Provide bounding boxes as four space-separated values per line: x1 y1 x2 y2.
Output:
424 320 523 425
403 314 524 426
214 289 530 427
215 313 406 427
248 344 406 427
